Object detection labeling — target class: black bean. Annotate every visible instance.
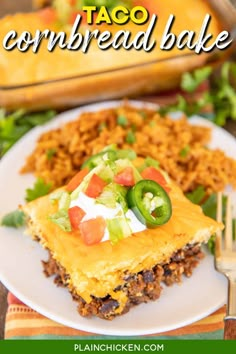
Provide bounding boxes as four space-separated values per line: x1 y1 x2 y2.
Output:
172 252 184 262
142 270 155 283
164 268 172 276
100 300 119 315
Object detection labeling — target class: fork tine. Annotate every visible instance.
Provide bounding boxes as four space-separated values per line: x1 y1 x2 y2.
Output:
215 193 236 340
217 192 223 224
225 195 233 250
216 192 223 258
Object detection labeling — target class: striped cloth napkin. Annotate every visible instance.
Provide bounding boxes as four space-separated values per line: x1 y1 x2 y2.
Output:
5 292 225 340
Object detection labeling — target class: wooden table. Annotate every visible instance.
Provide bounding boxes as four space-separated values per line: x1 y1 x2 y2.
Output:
0 0 236 341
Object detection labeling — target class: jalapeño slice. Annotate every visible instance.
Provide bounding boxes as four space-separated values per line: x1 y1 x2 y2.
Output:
127 180 172 228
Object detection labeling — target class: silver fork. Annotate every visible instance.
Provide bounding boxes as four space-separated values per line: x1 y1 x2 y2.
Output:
215 192 236 340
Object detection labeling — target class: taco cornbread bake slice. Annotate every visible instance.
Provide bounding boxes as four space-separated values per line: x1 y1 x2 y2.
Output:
22 148 223 320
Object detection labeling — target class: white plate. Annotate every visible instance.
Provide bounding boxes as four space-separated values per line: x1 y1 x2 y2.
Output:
0 100 234 336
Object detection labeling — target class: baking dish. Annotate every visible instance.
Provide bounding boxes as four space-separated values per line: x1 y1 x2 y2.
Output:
0 0 235 111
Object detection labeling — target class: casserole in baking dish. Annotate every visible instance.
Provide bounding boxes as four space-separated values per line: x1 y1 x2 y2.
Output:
0 0 232 109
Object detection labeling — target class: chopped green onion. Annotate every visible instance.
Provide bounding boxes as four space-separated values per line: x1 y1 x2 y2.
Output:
117 115 128 127
180 145 190 158
126 131 136 144
46 148 57 160
98 122 107 132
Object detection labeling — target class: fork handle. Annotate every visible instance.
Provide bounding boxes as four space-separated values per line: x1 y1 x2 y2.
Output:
224 317 236 340
224 277 236 340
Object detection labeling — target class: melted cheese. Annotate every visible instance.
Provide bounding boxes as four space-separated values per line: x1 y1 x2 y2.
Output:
23 178 223 303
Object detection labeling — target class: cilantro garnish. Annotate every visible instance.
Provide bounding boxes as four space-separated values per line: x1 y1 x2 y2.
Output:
186 186 235 254
0 109 56 158
159 62 236 126
25 178 52 202
1 210 26 228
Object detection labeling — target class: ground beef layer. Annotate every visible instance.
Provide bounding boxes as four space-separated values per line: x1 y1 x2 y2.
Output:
42 244 204 320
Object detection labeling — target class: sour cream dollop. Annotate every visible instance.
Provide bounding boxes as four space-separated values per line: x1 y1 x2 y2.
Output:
70 192 146 242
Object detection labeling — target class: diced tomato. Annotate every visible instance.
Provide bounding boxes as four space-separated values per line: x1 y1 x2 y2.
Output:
79 217 106 245
38 7 57 24
68 206 86 230
141 167 171 193
132 0 157 15
142 167 166 185
66 168 89 192
114 167 135 187
85 174 107 198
